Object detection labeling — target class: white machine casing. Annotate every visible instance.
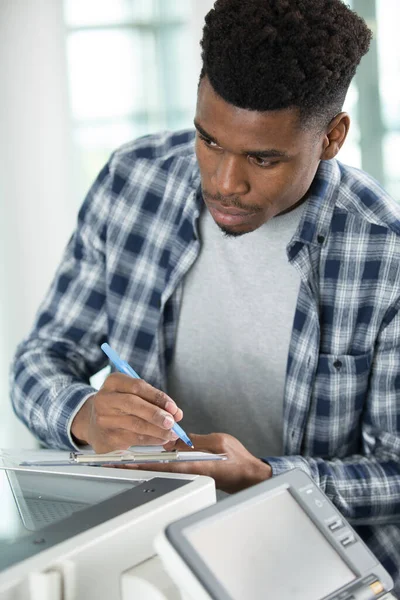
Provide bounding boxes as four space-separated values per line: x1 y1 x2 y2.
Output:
155 530 211 600
154 469 396 600
0 463 215 600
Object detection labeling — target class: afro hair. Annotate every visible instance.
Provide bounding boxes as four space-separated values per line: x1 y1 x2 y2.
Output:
200 0 372 126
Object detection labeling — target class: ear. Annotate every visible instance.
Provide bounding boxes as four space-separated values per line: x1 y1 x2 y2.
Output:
320 113 350 160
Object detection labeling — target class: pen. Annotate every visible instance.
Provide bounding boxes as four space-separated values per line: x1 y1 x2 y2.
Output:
101 343 194 448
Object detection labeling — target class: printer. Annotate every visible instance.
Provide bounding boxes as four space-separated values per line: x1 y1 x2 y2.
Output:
0 449 215 600
1 452 397 600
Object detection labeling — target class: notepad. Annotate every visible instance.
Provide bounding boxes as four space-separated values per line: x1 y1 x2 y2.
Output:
17 447 227 467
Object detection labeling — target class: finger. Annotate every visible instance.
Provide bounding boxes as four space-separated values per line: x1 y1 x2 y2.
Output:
163 440 179 451
103 374 184 419
163 438 192 452
100 392 180 432
187 433 228 452
164 433 230 454
95 414 180 443
162 433 216 452
165 433 213 452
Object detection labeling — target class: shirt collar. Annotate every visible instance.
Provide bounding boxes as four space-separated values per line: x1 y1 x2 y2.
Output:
293 158 341 246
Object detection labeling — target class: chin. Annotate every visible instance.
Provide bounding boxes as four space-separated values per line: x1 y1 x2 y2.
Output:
216 223 259 237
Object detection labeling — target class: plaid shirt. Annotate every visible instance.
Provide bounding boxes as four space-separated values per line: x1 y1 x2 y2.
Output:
11 130 400 591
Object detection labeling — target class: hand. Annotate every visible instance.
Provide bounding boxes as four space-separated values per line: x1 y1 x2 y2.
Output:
71 373 183 453
114 432 272 494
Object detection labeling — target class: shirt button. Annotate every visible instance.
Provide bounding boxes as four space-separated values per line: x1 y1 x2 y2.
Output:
317 235 325 244
333 360 342 370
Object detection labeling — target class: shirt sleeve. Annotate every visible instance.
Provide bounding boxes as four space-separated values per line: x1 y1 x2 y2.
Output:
10 161 113 450
264 454 400 526
265 303 400 527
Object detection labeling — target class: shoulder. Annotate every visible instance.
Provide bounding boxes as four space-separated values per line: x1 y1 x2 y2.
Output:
101 129 198 201
79 130 198 228
335 161 400 236
91 130 199 235
109 129 196 171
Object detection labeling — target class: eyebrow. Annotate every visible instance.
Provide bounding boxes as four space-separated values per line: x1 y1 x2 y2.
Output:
193 120 291 159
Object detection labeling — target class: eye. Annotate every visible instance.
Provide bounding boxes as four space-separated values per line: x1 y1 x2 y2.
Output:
248 155 280 168
198 133 221 150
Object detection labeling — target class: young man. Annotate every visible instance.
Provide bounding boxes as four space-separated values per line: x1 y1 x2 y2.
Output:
11 0 400 591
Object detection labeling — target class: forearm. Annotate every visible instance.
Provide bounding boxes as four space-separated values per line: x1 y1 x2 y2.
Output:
265 453 400 525
10 162 115 449
11 338 99 449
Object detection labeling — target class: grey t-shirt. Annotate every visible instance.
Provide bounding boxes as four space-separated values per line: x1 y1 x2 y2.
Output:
167 202 305 458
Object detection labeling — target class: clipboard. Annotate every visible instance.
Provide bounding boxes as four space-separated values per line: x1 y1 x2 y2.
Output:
18 449 228 467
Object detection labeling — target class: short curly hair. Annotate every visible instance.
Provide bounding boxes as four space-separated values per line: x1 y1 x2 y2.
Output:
200 0 372 126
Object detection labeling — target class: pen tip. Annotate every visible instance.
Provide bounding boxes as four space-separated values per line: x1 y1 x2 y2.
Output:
190 443 194 449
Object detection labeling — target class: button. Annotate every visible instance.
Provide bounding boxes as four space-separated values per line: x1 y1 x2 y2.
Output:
328 518 344 532
340 533 356 547
369 581 384 596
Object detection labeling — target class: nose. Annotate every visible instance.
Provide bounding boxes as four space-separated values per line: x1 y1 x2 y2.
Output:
212 152 250 197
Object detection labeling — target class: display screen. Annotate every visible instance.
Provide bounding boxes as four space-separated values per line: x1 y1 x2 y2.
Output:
184 488 356 600
0 468 139 546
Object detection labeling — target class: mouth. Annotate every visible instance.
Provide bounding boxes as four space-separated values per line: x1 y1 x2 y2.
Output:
207 202 258 227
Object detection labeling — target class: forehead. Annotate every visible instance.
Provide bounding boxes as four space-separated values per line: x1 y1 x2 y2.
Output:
195 77 307 152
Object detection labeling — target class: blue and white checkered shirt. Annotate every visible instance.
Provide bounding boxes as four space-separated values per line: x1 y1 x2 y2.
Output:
11 130 400 591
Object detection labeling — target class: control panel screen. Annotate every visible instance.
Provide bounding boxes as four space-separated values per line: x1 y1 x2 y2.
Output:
184 488 356 600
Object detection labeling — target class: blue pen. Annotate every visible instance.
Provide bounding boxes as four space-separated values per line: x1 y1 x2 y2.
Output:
101 343 194 448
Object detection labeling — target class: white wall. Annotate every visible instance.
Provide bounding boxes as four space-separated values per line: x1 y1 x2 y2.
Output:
0 0 76 447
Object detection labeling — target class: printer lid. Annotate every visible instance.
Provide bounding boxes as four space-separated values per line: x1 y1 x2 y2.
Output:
0 466 189 573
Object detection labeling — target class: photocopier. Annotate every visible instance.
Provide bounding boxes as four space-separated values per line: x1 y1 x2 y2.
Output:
0 451 396 600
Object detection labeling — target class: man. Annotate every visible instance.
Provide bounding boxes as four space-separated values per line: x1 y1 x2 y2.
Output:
11 0 400 592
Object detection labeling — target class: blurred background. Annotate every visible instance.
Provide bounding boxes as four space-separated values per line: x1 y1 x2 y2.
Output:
0 0 399 449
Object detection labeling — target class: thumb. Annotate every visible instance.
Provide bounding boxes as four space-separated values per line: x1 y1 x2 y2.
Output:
163 433 203 452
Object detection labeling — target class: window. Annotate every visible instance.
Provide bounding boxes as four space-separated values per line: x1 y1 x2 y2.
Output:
64 0 400 202
376 0 400 199
64 0 200 196
342 0 400 200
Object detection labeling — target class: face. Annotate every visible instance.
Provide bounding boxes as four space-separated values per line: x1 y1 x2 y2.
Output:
195 77 343 236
